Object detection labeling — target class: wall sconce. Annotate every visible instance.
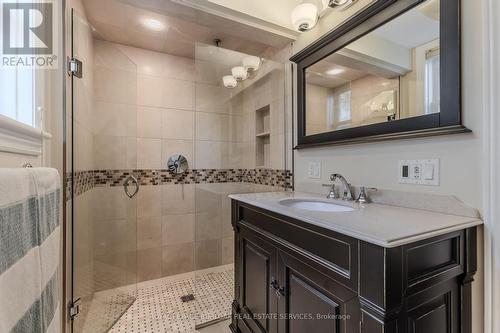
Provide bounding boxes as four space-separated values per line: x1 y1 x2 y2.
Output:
231 66 248 81
291 3 319 32
223 75 237 88
243 56 261 72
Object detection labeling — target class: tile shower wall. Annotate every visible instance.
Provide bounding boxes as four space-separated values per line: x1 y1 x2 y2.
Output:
91 40 139 292
88 41 289 283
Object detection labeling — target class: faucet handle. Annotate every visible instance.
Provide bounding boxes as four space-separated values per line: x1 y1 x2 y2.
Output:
356 186 378 204
322 183 337 199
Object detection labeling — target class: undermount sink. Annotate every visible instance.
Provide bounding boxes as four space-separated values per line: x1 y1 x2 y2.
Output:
279 199 356 212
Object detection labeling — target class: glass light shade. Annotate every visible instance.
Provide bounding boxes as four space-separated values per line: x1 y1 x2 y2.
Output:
232 66 248 81
223 75 237 88
291 3 318 32
243 56 261 72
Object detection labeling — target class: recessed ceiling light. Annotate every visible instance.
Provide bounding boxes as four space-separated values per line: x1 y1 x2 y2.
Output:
326 68 345 76
140 17 166 32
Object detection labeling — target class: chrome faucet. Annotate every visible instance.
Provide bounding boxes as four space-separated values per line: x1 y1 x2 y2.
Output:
322 183 337 199
330 174 354 201
356 186 378 204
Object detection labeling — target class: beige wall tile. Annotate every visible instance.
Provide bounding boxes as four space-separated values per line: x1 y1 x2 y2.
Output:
162 139 194 169
195 187 221 213
195 212 222 241
194 141 222 169
163 54 195 82
137 74 163 108
196 239 221 270
92 217 136 258
137 107 162 138
162 109 194 140
195 60 220 85
94 66 137 105
221 236 234 265
161 184 195 215
137 185 162 218
270 99 285 135
138 75 194 110
163 78 195 110
137 138 162 169
195 112 230 142
94 102 137 137
119 42 195 81
270 134 285 170
118 44 165 76
92 187 135 221
74 126 94 171
162 243 195 276
137 216 162 250
94 135 136 170
195 83 231 113
137 247 162 282
221 197 233 238
94 39 137 72
162 214 195 245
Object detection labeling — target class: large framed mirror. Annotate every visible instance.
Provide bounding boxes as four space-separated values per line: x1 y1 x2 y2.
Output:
291 0 470 148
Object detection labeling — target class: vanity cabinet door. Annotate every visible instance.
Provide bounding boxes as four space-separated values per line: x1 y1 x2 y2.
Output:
237 227 279 333
277 251 360 333
404 280 460 333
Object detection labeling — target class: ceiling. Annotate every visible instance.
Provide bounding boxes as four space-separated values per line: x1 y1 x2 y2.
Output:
81 0 297 59
307 61 366 89
371 0 440 49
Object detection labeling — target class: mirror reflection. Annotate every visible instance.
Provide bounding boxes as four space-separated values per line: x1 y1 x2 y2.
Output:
305 0 440 135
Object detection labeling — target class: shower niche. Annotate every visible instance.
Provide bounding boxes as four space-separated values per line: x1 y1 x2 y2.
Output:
255 105 271 168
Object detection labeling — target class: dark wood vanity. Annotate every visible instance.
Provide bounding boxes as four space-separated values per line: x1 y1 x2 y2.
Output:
229 200 477 333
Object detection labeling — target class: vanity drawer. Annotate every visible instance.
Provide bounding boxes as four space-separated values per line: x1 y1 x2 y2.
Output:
235 202 358 291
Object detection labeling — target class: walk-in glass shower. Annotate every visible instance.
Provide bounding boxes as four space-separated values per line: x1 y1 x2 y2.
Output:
68 4 291 332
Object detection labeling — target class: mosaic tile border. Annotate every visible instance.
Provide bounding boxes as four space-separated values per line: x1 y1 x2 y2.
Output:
68 169 292 199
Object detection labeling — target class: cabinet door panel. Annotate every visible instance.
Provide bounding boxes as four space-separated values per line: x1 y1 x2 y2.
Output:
278 251 359 333
406 281 458 333
240 227 278 333
288 273 340 332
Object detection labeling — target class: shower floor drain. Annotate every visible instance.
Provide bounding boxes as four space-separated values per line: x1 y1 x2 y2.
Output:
181 294 195 302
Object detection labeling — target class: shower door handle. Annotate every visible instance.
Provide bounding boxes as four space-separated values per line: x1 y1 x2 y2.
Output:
123 175 139 198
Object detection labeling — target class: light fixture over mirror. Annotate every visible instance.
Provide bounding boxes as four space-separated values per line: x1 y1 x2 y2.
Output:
231 66 248 81
291 3 319 32
223 75 237 89
243 56 261 72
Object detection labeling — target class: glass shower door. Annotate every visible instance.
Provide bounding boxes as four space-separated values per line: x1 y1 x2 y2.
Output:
70 9 138 333
193 43 289 329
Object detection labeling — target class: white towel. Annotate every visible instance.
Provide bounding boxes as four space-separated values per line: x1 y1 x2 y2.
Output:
0 168 61 333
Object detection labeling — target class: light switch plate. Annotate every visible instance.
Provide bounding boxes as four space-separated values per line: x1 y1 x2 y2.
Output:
308 161 321 179
399 159 439 185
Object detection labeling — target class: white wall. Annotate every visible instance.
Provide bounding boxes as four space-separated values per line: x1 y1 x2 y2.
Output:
292 0 485 331
207 0 301 30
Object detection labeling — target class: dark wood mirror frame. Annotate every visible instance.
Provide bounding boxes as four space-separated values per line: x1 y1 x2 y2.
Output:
290 0 471 149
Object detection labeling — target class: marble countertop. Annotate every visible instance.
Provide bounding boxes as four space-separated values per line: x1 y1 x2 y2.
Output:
229 191 483 248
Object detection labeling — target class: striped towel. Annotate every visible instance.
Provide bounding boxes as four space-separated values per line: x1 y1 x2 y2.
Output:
0 168 61 333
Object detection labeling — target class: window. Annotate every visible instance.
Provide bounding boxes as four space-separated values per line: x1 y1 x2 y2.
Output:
424 47 440 115
0 67 37 128
338 90 352 122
